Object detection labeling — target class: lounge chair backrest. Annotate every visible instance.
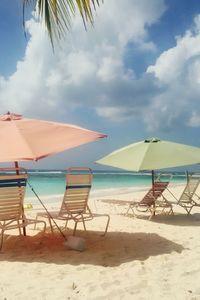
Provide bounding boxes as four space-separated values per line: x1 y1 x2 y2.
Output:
140 181 169 206
60 168 92 214
179 177 200 203
0 174 28 221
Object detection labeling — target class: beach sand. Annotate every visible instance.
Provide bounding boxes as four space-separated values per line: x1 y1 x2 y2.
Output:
1 183 200 299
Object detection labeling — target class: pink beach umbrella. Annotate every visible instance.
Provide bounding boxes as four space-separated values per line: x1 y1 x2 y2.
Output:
0 112 107 236
0 112 107 163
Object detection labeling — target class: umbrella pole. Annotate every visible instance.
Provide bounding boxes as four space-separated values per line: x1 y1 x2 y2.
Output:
14 162 19 174
186 170 189 183
152 170 155 188
152 170 156 216
15 161 26 236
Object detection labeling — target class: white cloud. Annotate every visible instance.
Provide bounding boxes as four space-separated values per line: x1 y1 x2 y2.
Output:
145 15 200 131
147 31 200 83
61 51 97 85
96 106 141 121
187 111 200 127
194 14 200 33
97 57 124 82
0 0 166 124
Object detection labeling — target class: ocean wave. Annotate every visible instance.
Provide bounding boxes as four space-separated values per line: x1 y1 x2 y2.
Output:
27 169 187 176
28 171 64 174
93 172 152 176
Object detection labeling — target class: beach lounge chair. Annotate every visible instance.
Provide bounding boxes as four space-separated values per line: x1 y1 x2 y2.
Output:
35 167 110 236
166 173 200 214
126 180 173 220
0 169 46 250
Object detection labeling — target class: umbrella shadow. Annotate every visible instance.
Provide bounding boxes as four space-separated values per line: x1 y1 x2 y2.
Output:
0 230 184 266
151 213 200 226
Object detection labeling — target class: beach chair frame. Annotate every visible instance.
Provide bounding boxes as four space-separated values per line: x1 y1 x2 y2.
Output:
36 167 110 236
126 173 173 220
0 168 46 250
166 173 200 214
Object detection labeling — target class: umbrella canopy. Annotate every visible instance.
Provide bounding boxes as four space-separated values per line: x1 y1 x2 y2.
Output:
96 137 200 172
0 111 107 237
0 112 107 162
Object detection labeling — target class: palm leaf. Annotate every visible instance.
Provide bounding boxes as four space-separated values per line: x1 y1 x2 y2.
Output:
23 0 103 46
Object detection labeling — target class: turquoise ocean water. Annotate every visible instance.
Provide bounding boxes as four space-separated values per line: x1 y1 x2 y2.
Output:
25 170 187 199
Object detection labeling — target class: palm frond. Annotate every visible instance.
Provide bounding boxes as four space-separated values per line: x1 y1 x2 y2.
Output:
23 0 103 46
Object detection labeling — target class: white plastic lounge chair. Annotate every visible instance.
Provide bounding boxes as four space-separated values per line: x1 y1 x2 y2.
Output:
166 173 200 214
0 169 46 250
126 180 173 220
35 167 110 236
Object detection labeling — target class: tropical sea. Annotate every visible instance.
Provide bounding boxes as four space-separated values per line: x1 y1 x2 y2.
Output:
25 170 187 203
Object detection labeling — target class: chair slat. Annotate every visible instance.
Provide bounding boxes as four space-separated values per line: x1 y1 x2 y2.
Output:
36 167 110 237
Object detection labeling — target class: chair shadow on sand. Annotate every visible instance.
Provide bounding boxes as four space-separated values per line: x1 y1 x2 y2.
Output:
0 229 184 267
150 213 200 226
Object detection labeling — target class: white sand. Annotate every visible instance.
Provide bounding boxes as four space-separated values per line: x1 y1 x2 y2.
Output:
1 183 200 299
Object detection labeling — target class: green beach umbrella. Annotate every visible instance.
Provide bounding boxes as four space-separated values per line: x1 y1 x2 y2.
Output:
96 137 200 184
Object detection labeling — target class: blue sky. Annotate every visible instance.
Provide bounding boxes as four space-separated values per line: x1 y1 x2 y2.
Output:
1 0 200 170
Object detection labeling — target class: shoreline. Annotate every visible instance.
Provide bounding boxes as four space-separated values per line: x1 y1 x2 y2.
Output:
25 182 186 206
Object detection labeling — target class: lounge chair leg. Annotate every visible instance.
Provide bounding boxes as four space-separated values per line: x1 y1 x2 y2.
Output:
82 217 87 232
42 221 46 232
188 207 193 214
102 215 110 236
125 205 131 216
48 218 54 233
34 216 38 230
184 207 191 215
73 222 78 235
64 220 69 231
17 221 22 235
126 205 137 218
149 208 155 220
0 230 4 251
